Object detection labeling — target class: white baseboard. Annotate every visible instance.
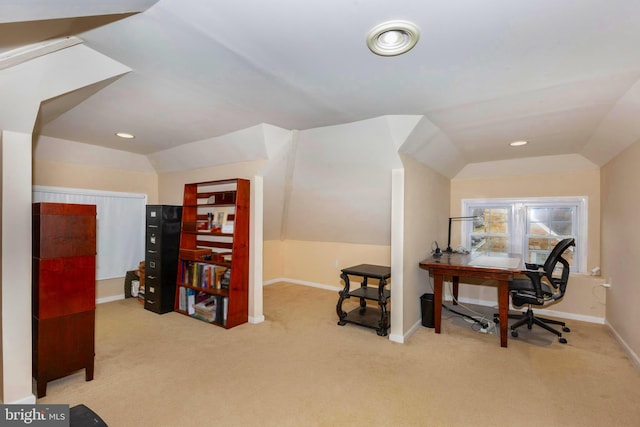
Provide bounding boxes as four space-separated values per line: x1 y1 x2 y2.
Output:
391 319 424 343
605 321 640 370
7 394 36 404
96 294 125 305
249 315 265 324
454 296 606 324
264 277 341 292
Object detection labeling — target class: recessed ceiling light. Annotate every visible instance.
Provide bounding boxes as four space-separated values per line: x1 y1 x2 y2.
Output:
366 20 420 57
116 132 135 139
509 140 528 147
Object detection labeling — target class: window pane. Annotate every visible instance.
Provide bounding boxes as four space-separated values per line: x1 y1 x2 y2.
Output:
550 222 572 235
527 237 575 268
471 235 486 250
529 222 549 236
529 208 548 223
468 207 509 253
528 237 555 251
486 236 509 253
527 206 575 238
551 208 572 221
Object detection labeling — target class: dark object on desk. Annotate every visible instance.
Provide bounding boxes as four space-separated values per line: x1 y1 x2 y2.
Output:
445 216 482 253
336 264 391 336
70 404 108 427
432 241 442 257
420 293 435 328
496 238 575 344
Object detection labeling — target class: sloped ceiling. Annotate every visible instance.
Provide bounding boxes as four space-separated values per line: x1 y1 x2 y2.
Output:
3 0 640 172
6 1 640 247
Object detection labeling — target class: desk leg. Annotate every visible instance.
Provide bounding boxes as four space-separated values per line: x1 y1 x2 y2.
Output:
433 273 443 334
452 276 459 305
497 280 509 348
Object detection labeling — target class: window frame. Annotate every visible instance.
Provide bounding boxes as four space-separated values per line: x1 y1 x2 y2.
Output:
461 196 587 273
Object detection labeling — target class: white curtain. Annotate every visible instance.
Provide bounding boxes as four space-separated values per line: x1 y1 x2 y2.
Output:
33 186 147 280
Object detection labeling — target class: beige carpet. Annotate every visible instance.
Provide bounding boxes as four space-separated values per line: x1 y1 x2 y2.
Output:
38 282 640 426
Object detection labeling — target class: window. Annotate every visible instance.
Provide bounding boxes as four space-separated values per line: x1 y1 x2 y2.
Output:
462 197 586 273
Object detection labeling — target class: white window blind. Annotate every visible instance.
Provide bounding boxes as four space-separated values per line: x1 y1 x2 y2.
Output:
33 186 147 280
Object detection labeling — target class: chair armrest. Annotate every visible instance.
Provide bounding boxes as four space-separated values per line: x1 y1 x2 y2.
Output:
525 262 542 270
521 270 546 299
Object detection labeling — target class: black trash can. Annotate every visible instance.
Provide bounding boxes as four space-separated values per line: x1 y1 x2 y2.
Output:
421 293 435 328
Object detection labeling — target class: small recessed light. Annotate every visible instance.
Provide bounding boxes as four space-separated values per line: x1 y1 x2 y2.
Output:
116 132 135 139
509 140 528 147
366 20 420 56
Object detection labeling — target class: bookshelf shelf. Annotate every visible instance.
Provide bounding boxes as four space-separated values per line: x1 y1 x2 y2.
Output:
174 178 249 328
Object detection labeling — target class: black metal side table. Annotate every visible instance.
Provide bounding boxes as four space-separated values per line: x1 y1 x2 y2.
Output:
336 264 391 336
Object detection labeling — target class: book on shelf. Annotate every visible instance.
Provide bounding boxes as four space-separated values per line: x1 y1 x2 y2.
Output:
193 295 226 323
222 297 228 326
187 288 196 315
178 287 187 312
214 266 226 289
178 286 196 314
221 221 234 234
181 260 230 290
220 268 231 290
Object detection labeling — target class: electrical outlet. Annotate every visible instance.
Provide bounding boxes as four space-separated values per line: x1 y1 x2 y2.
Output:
334 259 339 268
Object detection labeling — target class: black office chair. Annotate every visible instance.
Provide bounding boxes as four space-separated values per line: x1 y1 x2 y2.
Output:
496 238 575 344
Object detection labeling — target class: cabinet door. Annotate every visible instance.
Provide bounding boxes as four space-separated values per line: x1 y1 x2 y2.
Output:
33 310 95 379
33 256 96 319
34 214 96 259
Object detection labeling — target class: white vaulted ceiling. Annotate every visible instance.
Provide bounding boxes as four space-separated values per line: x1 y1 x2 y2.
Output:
3 0 640 176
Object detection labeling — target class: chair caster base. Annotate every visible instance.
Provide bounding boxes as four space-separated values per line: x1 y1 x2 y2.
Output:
559 337 567 344
511 330 518 338
562 326 570 333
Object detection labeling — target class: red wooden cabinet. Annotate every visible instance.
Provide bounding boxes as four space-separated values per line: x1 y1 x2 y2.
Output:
32 203 96 398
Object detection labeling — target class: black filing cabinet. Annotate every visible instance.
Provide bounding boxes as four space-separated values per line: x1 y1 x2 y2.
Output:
144 205 182 314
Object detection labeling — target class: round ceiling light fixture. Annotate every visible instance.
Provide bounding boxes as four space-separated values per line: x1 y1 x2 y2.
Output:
366 20 420 56
509 140 528 147
115 132 135 139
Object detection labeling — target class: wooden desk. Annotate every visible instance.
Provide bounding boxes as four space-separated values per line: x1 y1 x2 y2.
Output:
419 253 522 348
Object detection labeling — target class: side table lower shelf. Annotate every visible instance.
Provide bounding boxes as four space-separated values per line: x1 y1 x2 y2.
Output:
340 302 390 333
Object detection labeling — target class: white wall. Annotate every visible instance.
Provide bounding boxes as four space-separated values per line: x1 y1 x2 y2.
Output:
601 139 640 366
1 131 33 404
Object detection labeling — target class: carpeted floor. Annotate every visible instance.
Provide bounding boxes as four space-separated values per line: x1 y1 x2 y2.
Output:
38 282 640 426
